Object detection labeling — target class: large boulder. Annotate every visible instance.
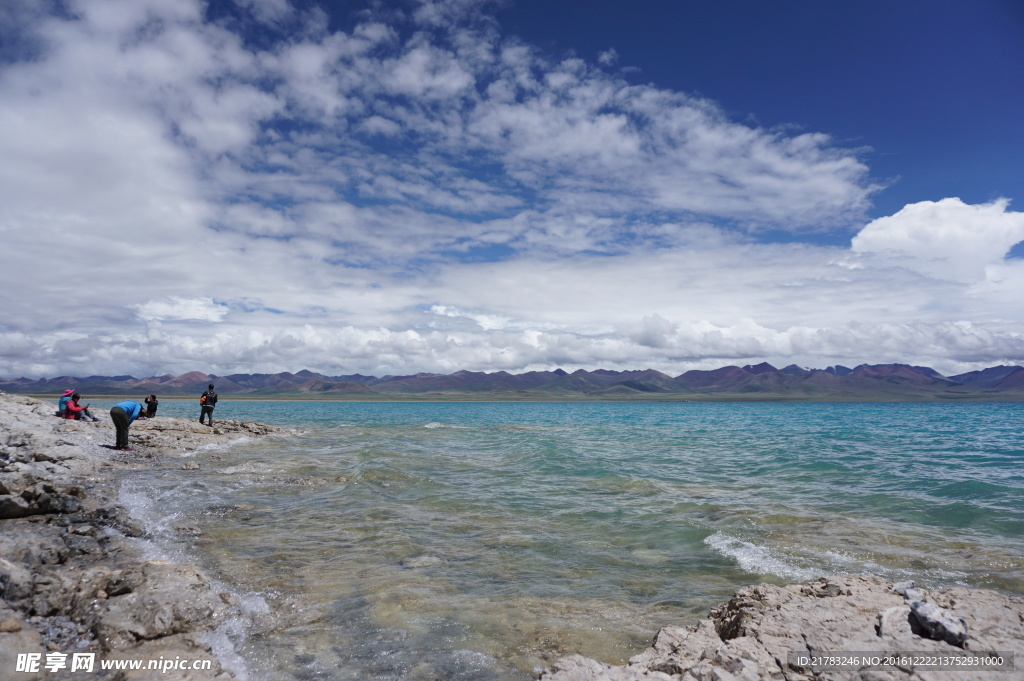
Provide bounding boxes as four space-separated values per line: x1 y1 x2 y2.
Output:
94 561 236 650
540 575 1024 681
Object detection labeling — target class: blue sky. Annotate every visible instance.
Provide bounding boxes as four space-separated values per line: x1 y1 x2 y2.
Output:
1 0 1023 378
501 0 1024 221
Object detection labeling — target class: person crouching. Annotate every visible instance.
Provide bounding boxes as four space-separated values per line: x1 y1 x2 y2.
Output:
109 400 143 451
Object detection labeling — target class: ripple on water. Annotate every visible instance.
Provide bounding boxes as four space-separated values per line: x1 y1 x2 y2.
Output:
117 401 1024 681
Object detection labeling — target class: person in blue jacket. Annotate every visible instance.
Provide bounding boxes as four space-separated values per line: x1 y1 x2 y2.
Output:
57 389 75 416
110 400 143 450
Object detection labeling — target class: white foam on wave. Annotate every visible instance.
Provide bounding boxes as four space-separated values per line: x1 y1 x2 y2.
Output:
424 422 469 429
221 461 279 475
818 548 969 582
707 534 973 585
195 434 256 453
196 590 271 681
117 483 187 562
704 531 820 581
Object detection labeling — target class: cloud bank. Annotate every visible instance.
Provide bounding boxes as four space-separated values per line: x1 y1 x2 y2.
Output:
0 0 1022 378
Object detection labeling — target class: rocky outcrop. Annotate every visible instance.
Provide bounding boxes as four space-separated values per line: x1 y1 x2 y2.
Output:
540 575 1024 681
0 393 287 679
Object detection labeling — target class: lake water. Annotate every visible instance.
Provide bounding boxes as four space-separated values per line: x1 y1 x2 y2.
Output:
92 400 1024 680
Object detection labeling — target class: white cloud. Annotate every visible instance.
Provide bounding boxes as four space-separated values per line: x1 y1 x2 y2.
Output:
0 0 1020 379
852 198 1024 281
135 297 229 322
429 305 512 330
598 48 619 66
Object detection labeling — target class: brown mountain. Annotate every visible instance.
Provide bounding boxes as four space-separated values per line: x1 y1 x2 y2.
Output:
3 363 1023 400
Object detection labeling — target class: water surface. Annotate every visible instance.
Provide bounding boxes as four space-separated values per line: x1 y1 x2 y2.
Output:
95 400 1024 680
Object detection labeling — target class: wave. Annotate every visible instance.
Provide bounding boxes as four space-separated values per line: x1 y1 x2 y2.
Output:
703 531 820 581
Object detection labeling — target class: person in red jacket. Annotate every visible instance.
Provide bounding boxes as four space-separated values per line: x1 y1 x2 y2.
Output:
63 393 99 421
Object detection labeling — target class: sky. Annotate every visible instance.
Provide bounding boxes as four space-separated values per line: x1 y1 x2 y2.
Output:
1 0 1023 379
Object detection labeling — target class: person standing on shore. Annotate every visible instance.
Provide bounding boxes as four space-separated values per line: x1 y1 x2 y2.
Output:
110 400 142 450
199 384 218 426
144 394 159 417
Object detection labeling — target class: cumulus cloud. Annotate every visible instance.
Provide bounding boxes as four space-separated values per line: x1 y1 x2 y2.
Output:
852 198 1024 281
0 0 1020 378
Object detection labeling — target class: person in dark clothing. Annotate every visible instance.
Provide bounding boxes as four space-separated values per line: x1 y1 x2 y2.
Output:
144 394 159 417
199 384 218 426
110 400 142 450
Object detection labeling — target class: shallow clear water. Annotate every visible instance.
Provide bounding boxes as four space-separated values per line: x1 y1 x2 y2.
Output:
91 400 1024 680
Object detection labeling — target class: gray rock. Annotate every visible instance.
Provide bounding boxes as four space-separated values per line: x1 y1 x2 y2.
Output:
540 575 1024 681
892 580 923 601
544 653 675 681
0 523 70 566
106 633 232 680
909 600 968 647
900 588 924 602
0 558 35 601
0 493 31 518
0 618 45 681
30 567 77 616
0 394 285 680
94 562 233 649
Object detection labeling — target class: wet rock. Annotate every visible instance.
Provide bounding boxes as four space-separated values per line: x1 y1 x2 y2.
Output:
95 561 232 649
107 633 232 680
92 504 146 537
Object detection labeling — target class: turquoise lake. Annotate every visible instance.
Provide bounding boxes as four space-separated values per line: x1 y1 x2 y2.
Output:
92 400 1024 680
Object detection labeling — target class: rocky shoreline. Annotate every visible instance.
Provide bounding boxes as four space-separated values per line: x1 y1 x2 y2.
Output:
0 393 285 680
3 392 1024 681
540 576 1024 681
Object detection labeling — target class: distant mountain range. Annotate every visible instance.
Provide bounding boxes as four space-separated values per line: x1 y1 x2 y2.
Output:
3 363 1024 400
